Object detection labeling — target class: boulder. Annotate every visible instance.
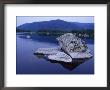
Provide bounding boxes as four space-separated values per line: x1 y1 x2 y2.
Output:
48 52 72 63
57 33 88 54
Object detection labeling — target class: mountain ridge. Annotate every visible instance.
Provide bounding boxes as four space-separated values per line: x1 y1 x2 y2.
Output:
17 19 94 32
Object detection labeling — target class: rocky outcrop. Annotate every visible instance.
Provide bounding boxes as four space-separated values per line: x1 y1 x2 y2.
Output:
57 33 88 53
35 33 92 63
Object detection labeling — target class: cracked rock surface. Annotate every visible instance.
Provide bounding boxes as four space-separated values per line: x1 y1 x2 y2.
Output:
35 33 92 63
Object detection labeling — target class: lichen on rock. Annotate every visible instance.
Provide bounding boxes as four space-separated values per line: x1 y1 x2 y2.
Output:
56 33 88 54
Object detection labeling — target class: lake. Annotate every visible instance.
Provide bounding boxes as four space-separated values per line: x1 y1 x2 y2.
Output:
16 32 94 74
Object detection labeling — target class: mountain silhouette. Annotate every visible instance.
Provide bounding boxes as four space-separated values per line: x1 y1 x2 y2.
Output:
17 19 94 32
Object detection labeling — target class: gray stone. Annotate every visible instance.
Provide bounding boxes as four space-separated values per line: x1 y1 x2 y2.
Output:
35 33 93 63
57 33 88 54
48 52 72 63
35 47 61 55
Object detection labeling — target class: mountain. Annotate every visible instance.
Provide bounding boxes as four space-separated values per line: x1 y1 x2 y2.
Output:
17 19 94 32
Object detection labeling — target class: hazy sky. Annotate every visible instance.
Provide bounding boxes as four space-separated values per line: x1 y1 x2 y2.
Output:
16 16 94 27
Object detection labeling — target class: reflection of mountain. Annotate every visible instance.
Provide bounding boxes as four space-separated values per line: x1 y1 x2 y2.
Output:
17 19 94 32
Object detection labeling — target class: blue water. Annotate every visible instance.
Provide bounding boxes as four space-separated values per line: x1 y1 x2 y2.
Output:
16 33 94 74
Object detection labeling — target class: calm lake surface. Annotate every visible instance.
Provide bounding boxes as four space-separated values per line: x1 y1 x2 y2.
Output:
16 32 94 74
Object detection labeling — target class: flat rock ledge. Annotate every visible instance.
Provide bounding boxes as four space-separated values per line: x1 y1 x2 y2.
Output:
35 47 61 55
48 52 72 63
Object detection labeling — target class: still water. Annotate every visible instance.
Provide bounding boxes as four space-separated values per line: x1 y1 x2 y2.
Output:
16 33 94 74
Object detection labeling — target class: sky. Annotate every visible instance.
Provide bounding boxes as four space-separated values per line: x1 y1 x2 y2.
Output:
16 16 94 27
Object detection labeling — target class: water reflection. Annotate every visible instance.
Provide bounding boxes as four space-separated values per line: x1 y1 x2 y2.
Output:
48 59 88 71
17 33 94 74
34 53 89 71
34 53 45 59
17 34 58 44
